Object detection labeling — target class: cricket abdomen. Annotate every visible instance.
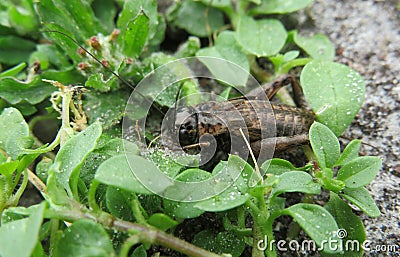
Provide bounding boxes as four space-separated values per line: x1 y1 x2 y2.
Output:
272 104 315 137
200 99 315 141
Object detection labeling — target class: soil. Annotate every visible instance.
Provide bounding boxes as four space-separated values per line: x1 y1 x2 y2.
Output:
299 0 400 256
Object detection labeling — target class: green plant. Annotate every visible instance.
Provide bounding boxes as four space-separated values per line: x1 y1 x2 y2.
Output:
0 0 381 257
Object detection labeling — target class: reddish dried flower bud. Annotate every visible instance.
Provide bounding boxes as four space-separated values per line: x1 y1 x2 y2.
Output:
109 29 120 41
126 58 133 65
101 59 109 67
77 47 86 56
78 62 89 70
90 36 101 50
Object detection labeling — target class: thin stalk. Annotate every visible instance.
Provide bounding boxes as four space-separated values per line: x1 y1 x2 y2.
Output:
49 219 60 257
87 180 101 212
11 169 29 205
252 223 265 257
46 207 224 257
22 131 61 155
28 115 57 159
27 168 47 195
237 205 246 228
119 235 140 257
60 92 72 146
131 194 148 225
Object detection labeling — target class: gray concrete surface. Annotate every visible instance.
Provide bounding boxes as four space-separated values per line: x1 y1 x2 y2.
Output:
301 1 399 256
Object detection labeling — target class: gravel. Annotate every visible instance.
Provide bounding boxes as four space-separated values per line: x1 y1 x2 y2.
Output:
300 0 400 256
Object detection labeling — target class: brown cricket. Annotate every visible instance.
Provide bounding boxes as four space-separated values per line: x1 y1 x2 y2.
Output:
164 75 315 165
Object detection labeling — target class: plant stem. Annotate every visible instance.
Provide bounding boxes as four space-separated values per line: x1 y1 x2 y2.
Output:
237 206 246 228
101 213 223 257
27 168 47 195
131 193 148 225
87 180 100 212
49 219 60 257
12 169 29 205
119 234 140 257
249 56 273 82
42 195 223 257
60 92 72 146
252 224 265 257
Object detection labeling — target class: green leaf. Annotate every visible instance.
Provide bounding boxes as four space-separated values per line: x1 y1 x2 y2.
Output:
36 0 104 38
7 4 39 35
283 50 300 62
52 122 102 196
164 169 211 218
0 69 83 105
282 203 340 254
38 24 82 63
261 158 298 175
236 16 287 57
0 203 45 257
15 101 37 116
36 157 52 182
122 11 149 58
0 36 36 65
175 36 201 58
46 169 70 206
146 149 185 178
301 61 366 136
29 50 49 70
197 31 250 86
192 230 245 257
36 0 105 62
95 155 152 195
316 168 345 192
194 156 252 212
31 242 46 257
271 171 321 198
336 156 381 188
148 14 166 46
117 0 158 43
200 0 232 9
294 32 335 61
0 63 27 78
0 161 19 177
309 122 341 169
55 219 115 257
0 76 52 105
147 213 179 231
105 186 134 220
132 245 147 257
173 1 224 37
83 90 129 129
180 79 202 106
0 107 30 159
324 192 366 257
249 0 314 14
341 187 381 217
335 140 361 166
92 0 117 32
37 44 71 68
85 73 118 92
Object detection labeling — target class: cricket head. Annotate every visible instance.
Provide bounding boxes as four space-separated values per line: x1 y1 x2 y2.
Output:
174 106 199 147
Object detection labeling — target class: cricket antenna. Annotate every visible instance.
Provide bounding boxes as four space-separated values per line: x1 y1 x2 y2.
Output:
41 29 166 116
42 30 134 90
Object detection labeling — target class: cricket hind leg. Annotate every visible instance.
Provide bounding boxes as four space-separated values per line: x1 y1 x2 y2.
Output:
250 134 309 164
247 74 308 109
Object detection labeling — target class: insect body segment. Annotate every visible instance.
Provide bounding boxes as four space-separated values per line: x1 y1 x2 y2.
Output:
170 75 315 165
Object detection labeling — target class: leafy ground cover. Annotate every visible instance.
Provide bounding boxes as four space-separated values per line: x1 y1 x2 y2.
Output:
0 0 387 257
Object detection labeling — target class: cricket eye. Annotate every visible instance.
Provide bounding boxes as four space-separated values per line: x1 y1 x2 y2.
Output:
185 124 194 131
